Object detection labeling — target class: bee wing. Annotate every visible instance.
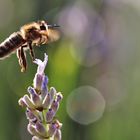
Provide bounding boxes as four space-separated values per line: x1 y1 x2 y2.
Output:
47 29 60 43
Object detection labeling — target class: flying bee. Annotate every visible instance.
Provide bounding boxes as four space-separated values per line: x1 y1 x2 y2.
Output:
0 20 60 72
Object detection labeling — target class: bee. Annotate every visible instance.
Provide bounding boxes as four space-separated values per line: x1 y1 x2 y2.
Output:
0 20 60 72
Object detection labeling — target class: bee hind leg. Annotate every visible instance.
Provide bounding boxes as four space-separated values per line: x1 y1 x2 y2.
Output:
17 46 27 72
28 41 35 61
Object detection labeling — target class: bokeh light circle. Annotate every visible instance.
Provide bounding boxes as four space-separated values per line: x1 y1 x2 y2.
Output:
96 73 126 111
66 86 105 125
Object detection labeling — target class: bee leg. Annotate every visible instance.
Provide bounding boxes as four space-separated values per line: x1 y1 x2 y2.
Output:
17 48 21 65
17 46 27 72
28 41 35 61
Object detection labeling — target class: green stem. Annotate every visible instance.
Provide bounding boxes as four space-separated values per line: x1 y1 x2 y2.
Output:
42 110 46 123
42 110 51 140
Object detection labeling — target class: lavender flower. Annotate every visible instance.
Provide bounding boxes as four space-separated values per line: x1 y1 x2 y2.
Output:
19 54 63 140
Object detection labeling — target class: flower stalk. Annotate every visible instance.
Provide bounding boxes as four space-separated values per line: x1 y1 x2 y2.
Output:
19 54 63 140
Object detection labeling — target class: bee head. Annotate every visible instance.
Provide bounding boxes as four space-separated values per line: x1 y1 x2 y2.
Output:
38 20 60 31
37 20 60 43
38 20 48 30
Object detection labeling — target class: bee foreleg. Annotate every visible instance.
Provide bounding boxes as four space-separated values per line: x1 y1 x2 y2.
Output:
28 41 35 61
17 46 27 72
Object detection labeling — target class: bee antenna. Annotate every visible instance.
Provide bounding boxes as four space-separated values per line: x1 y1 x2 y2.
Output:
48 24 60 28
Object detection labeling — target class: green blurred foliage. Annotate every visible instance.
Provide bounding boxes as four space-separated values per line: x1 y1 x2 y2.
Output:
0 0 140 140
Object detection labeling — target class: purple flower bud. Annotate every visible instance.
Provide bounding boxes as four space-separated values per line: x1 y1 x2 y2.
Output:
18 98 27 107
42 93 51 109
54 129 62 140
49 87 56 97
27 123 42 138
23 95 35 109
48 123 57 137
27 123 36 135
32 136 42 140
41 76 48 98
28 86 37 95
28 86 42 107
33 74 44 91
30 109 42 122
26 109 37 123
46 108 55 122
33 53 48 75
41 76 48 90
35 121 47 137
56 93 63 102
51 100 59 113
42 87 56 107
54 120 62 129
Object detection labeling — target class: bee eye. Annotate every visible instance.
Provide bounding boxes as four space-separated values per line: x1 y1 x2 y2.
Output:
40 25 46 30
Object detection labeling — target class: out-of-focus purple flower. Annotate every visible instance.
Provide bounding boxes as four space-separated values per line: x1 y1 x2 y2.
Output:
19 54 63 140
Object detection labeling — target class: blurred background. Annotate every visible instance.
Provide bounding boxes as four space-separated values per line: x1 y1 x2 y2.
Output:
0 0 140 140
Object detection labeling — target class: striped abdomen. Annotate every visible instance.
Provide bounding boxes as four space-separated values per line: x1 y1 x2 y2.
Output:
0 32 26 58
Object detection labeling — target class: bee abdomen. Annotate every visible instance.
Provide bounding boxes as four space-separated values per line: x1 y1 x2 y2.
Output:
0 32 26 58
